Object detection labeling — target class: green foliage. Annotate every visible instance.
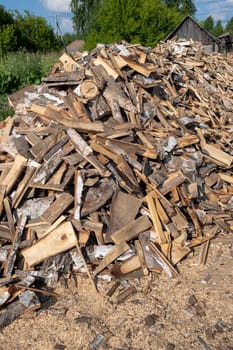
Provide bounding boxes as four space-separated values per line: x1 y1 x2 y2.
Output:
84 0 182 49
212 20 224 36
0 5 61 54
14 11 60 52
0 51 58 94
225 17 233 34
201 16 214 32
63 33 79 45
163 0 196 15
0 94 14 121
0 24 17 57
200 16 224 37
71 0 101 37
0 5 14 26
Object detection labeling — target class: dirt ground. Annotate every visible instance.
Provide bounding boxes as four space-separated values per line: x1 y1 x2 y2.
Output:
0 234 232 350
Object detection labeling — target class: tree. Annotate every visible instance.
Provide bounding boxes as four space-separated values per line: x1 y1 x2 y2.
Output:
14 11 60 52
0 25 16 57
212 20 224 36
84 0 182 49
63 33 80 46
201 16 214 33
0 5 14 26
71 0 101 37
225 17 233 34
163 0 196 16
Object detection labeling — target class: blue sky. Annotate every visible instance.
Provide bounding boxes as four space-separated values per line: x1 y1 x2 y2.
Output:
0 0 74 33
0 1 233 33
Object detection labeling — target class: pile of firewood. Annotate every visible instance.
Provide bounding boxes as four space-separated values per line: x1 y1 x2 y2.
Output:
0 38 233 327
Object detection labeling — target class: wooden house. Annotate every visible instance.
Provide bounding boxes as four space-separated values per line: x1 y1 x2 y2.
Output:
218 33 233 53
164 16 220 53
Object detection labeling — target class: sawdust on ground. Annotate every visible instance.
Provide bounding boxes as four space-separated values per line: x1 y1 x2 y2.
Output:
0 235 232 350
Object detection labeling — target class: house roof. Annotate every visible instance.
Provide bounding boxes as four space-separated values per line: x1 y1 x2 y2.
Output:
164 15 220 44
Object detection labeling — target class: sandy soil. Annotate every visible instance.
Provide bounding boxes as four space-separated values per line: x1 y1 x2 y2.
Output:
0 234 232 350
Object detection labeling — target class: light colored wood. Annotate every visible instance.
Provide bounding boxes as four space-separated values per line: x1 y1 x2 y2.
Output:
30 104 104 133
0 117 14 144
1 154 27 195
37 215 66 239
121 56 155 77
155 197 169 225
74 170 84 220
112 255 141 276
59 53 80 72
21 221 77 267
197 128 233 167
67 128 93 157
218 173 233 184
112 54 128 69
93 56 119 80
135 240 148 276
0 185 6 217
3 197 15 240
93 241 129 276
78 230 90 247
159 171 186 195
146 192 167 244
12 166 38 208
80 80 99 99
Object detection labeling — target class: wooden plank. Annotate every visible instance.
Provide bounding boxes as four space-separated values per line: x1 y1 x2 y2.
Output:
40 192 73 225
108 191 142 236
146 192 167 244
1 154 27 195
81 178 116 217
74 170 84 220
0 290 40 330
27 192 73 227
111 216 152 245
4 215 27 276
0 117 14 144
0 185 6 217
30 132 60 162
3 197 15 241
135 240 148 276
59 52 80 72
93 241 130 276
21 221 77 267
93 56 119 80
12 166 38 208
30 104 104 133
121 56 155 77
149 242 178 278
159 171 186 195
111 255 141 277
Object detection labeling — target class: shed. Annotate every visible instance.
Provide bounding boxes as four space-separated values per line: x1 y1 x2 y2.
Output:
164 16 220 53
218 33 233 53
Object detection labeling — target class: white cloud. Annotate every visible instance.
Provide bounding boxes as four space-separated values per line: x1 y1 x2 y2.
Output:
195 0 233 25
41 0 71 12
60 17 74 33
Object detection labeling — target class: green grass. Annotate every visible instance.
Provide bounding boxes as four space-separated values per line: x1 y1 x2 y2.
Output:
0 50 59 120
0 94 14 121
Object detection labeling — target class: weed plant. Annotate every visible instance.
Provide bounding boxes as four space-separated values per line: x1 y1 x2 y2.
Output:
0 50 58 119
